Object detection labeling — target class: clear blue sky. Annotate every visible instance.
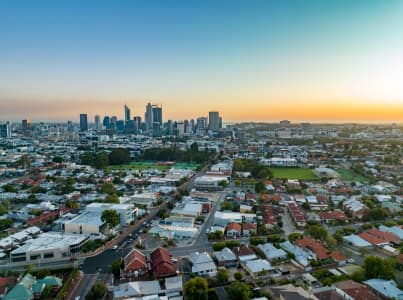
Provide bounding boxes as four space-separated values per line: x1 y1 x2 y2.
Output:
1 0 402 122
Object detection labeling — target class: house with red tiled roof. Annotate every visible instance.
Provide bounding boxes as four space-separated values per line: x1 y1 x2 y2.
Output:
0 277 16 298
233 244 257 262
330 250 347 266
226 222 242 238
358 228 400 246
122 248 148 278
150 247 177 278
318 211 348 224
295 237 329 261
334 280 380 300
242 223 257 237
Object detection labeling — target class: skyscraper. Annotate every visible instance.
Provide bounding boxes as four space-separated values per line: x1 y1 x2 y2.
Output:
21 118 31 131
208 111 220 131
94 115 101 131
0 122 11 138
103 116 110 128
145 102 153 131
124 105 131 124
79 114 88 132
196 117 208 135
152 105 162 136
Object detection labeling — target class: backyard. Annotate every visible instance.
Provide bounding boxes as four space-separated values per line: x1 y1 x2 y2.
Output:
269 167 318 180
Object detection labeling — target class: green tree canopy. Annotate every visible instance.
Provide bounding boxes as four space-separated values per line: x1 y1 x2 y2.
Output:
184 277 208 300
364 256 395 280
306 224 328 241
85 282 107 300
101 209 120 228
105 193 120 203
100 182 116 195
227 282 252 300
108 148 131 165
216 268 230 284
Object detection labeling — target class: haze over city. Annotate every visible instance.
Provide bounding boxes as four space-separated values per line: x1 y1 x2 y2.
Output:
1 0 403 123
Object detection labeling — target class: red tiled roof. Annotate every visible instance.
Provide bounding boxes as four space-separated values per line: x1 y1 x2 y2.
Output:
227 222 242 232
358 228 399 245
242 223 257 231
330 250 347 262
0 277 16 295
295 237 329 260
150 247 176 278
234 244 255 257
318 211 347 221
124 249 147 273
334 280 380 300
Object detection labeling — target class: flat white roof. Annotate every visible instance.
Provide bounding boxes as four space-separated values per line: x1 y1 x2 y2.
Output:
11 232 88 254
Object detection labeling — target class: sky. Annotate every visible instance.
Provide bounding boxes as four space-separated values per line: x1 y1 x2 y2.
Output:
0 0 402 123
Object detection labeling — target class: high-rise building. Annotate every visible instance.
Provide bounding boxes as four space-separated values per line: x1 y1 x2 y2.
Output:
196 117 208 135
124 105 131 124
22 118 31 131
67 120 74 132
79 114 88 132
152 105 163 136
133 116 141 133
176 121 185 137
208 111 220 131
103 116 110 128
94 115 101 131
0 122 11 138
145 102 153 131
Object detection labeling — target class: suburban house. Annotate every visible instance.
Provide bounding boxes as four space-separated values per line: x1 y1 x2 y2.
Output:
226 222 242 238
234 244 258 262
214 247 237 267
150 247 177 278
189 252 217 277
122 248 148 278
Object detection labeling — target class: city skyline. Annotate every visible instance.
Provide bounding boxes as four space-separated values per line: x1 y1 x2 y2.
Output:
1 0 403 123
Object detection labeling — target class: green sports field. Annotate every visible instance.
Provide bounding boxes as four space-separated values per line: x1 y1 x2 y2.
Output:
336 168 369 183
109 161 200 171
269 167 318 180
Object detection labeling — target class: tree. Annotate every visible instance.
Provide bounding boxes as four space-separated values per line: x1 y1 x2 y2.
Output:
234 272 243 281
66 200 79 211
227 282 252 300
306 224 328 241
0 204 8 216
255 181 265 193
108 148 131 165
212 242 226 251
289 232 302 242
219 180 228 188
94 151 109 169
2 184 16 193
217 269 230 284
363 256 395 280
85 282 107 300
101 209 120 228
366 208 388 221
105 193 120 204
184 277 208 300
111 259 123 277
100 182 116 195
52 156 63 163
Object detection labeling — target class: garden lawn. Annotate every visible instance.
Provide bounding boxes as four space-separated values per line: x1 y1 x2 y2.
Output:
336 168 369 183
269 167 318 180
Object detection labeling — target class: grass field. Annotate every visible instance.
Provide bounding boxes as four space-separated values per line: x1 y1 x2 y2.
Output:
336 168 369 183
269 167 318 180
109 161 200 171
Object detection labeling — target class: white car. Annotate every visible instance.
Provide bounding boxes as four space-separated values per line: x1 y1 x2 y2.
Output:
112 245 118 250
347 258 355 263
